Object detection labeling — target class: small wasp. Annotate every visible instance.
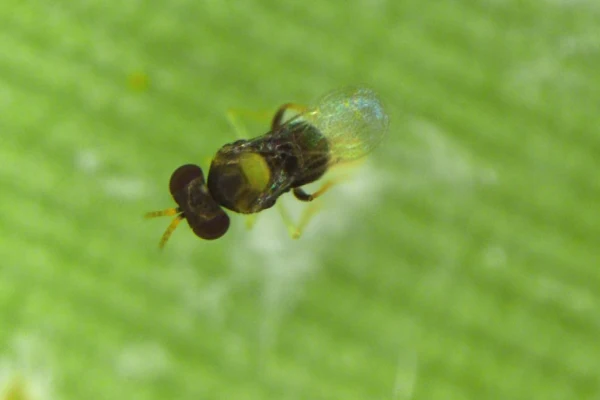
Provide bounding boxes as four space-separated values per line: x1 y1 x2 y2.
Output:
145 86 389 248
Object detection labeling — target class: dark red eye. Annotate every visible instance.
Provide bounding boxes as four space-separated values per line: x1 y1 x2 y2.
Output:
169 164 204 196
190 212 230 240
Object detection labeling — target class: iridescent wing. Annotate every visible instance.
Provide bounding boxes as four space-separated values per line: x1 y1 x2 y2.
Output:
252 87 388 210
295 86 389 166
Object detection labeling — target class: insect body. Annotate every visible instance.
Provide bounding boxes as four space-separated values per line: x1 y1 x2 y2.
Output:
145 87 389 248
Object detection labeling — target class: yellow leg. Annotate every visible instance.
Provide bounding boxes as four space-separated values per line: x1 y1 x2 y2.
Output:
271 103 308 129
245 214 258 230
328 157 366 172
292 202 323 239
277 180 336 239
283 179 342 238
275 199 323 239
293 179 340 202
226 108 272 139
275 201 298 238
227 103 308 134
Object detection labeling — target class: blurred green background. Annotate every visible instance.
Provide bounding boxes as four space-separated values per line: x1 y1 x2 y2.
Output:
1 0 599 399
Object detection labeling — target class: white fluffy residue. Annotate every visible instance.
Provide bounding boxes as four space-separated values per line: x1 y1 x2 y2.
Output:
115 342 172 380
483 245 507 269
74 150 147 200
559 34 600 57
230 161 387 353
222 117 492 356
396 119 498 193
102 176 147 200
505 28 597 106
182 276 231 327
420 122 476 185
543 0 599 7
533 276 598 315
507 56 564 104
74 149 101 174
392 349 419 400
0 84 13 108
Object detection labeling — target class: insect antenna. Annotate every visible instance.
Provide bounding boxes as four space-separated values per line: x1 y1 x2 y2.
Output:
144 208 183 248
144 208 179 218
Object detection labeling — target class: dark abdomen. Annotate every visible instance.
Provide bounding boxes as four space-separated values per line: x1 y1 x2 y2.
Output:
284 122 330 187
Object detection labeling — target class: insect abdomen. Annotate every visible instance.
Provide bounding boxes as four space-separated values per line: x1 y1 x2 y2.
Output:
286 122 330 187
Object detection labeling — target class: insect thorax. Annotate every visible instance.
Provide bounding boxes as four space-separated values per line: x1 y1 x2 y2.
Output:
207 122 330 214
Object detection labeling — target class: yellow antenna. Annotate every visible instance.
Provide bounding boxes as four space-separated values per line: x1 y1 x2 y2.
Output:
144 208 182 249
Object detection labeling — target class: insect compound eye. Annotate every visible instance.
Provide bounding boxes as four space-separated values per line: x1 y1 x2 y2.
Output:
191 211 230 240
169 164 204 196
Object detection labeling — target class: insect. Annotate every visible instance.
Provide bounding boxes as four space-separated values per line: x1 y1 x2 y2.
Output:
145 86 389 248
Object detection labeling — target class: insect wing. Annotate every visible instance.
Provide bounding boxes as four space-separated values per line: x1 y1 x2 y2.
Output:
301 87 389 165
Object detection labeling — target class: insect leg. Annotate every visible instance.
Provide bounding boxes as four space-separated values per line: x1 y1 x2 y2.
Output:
286 179 343 237
293 202 323 239
226 108 272 139
275 200 322 239
245 214 258 230
275 201 300 239
271 103 308 130
292 180 337 202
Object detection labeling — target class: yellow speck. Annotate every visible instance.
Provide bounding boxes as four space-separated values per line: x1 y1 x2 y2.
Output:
127 72 150 92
